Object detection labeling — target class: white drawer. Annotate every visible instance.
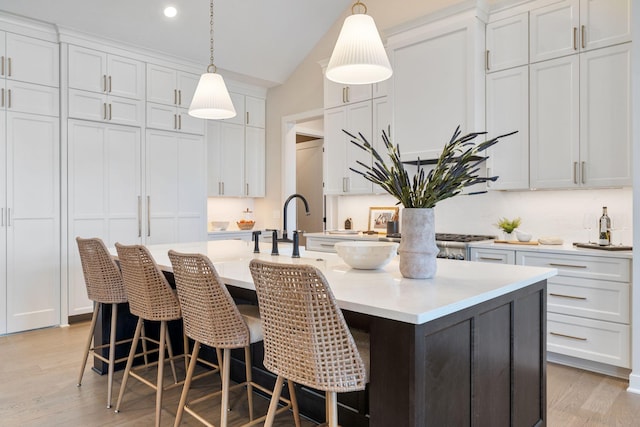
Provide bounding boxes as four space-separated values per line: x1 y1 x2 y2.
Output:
547 276 629 323
306 237 341 253
547 312 630 368
469 248 515 264
517 252 630 282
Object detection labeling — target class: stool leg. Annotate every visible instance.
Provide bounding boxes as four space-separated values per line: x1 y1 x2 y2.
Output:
244 346 254 421
155 320 167 427
77 302 99 387
287 380 301 427
164 325 178 384
106 303 118 408
183 331 189 372
115 317 143 413
141 321 149 366
221 348 231 427
264 375 284 427
326 391 338 427
174 341 201 427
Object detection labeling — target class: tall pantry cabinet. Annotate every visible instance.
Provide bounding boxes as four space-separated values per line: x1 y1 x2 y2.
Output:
0 29 60 334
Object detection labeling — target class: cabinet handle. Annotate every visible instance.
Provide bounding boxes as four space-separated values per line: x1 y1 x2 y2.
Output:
147 196 151 237
178 89 182 105
342 87 346 104
137 196 142 237
345 86 350 103
103 102 107 120
0 56 3 76
479 256 503 261
103 75 107 92
108 103 112 120
7 89 10 109
108 75 112 93
573 27 578 50
174 114 177 129
549 292 587 300
581 25 586 49
174 89 178 105
581 161 586 184
549 262 588 269
320 243 335 248
550 331 587 341
7 57 11 77
485 50 490 70
178 114 182 130
1 88 4 107
573 161 578 184
486 167 492 188
246 111 249 125
221 182 225 195
246 183 249 195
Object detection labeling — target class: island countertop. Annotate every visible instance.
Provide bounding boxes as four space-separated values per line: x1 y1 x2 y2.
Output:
117 240 557 325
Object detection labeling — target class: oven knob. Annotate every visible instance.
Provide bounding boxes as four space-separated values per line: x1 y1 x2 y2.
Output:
456 254 465 261
447 253 456 260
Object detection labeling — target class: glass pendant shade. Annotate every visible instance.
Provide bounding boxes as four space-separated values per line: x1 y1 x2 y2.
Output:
326 13 392 85
188 72 236 119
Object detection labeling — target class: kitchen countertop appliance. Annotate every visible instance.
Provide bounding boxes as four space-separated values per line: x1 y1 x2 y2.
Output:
380 233 495 260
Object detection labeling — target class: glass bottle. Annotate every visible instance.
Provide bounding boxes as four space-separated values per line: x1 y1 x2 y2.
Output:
598 206 611 246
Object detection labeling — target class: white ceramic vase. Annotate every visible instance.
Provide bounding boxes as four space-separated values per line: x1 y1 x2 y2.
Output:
398 208 439 279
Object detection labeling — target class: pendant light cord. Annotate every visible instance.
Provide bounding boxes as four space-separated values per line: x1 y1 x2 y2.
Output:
208 0 216 73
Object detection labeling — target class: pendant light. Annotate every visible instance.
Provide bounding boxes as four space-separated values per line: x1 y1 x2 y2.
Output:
325 1 392 85
188 0 236 119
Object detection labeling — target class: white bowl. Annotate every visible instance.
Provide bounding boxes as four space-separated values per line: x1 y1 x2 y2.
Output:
334 241 399 270
209 221 229 231
515 230 532 242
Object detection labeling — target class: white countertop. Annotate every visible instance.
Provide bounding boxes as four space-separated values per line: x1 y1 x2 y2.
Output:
115 240 556 325
305 231 383 240
468 241 633 259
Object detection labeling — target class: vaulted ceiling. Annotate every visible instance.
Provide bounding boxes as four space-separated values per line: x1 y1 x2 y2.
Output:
0 0 352 86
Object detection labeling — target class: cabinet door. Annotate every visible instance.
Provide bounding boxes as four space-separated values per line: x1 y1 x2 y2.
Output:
245 126 265 197
245 96 265 128
68 45 107 93
469 248 515 264
486 12 529 72
175 134 206 243
372 96 391 162
530 55 579 189
226 92 246 125
579 43 631 187
0 113 5 334
69 89 108 122
6 112 59 333
345 101 373 194
580 0 631 51
6 80 59 116
108 96 144 127
323 107 348 194
530 0 579 63
324 79 372 109
67 120 142 315
107 54 144 100
486 66 529 190
6 33 59 87
146 102 178 132
207 121 245 197
177 108 204 135
177 72 200 108
146 64 177 105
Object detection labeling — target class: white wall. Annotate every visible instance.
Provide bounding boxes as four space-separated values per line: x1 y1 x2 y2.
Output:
206 198 256 231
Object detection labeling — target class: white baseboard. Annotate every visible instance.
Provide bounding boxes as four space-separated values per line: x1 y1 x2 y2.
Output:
548 352 631 380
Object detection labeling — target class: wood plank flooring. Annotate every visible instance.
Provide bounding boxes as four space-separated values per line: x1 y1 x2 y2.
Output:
1 322 640 426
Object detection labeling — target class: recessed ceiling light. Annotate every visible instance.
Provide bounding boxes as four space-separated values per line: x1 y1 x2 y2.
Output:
164 6 177 18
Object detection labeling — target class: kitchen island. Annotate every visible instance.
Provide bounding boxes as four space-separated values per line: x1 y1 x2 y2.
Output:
108 240 556 426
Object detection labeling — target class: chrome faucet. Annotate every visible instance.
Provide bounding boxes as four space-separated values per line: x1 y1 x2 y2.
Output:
280 193 310 242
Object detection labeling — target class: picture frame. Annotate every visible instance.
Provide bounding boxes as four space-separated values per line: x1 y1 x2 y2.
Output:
368 206 399 232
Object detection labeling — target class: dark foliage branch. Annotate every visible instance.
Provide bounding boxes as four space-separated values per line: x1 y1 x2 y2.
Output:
345 126 517 209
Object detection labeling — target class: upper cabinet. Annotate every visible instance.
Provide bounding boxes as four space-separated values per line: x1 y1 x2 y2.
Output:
225 92 266 128
2 32 59 87
68 45 144 99
530 0 631 63
486 12 529 72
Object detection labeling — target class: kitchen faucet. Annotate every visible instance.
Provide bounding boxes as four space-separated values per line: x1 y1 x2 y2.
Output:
280 193 310 242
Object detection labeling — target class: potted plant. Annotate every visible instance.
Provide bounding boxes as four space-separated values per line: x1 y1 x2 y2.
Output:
346 125 516 278
496 217 521 241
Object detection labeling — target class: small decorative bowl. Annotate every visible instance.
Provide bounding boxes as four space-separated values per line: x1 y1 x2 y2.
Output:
236 220 255 230
334 241 399 270
516 230 532 242
209 221 229 231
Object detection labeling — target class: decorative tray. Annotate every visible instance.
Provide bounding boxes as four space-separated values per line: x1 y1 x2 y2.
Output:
573 242 632 251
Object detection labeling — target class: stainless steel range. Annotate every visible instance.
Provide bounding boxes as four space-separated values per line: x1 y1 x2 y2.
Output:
380 233 495 261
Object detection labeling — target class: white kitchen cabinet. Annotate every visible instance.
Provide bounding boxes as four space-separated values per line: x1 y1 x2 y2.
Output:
323 100 373 195
146 129 207 245
244 126 266 197
486 12 529 72
146 63 199 107
469 247 515 264
372 96 391 155
67 120 142 315
68 88 143 127
2 32 59 87
2 80 59 117
68 45 144 99
225 92 266 128
530 43 630 189
486 66 529 190
529 0 631 63
324 80 372 109
146 102 204 135
1 112 60 334
389 14 484 161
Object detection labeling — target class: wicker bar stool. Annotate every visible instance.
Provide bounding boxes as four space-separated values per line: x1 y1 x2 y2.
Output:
75 237 149 409
114 243 191 427
168 250 300 427
249 259 368 427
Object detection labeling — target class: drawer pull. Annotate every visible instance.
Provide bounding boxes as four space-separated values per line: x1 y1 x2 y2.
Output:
549 263 587 269
550 293 586 300
320 244 335 247
550 331 587 341
479 256 502 261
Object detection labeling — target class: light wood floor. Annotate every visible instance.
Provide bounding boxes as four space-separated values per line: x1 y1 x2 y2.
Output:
1 322 640 426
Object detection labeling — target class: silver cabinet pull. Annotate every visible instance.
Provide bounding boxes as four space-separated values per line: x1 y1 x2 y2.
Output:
178 89 181 105
137 196 142 237
218 182 222 195
320 243 335 248
1 56 4 76
7 57 11 76
549 293 587 300
246 183 249 195
345 86 350 103
103 75 107 92
581 161 586 184
550 331 587 341
103 102 107 120
342 87 346 104
147 196 151 237
108 103 112 120
108 75 112 93
174 89 177 105
246 111 249 125
1 88 4 107
573 27 578 50
581 25 586 49
573 162 578 184
174 114 177 129
7 89 10 109
221 182 225 195
549 262 587 269
178 114 181 130
486 50 490 70
479 256 503 261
